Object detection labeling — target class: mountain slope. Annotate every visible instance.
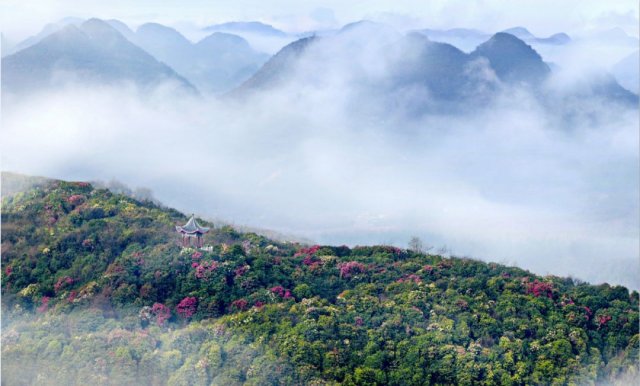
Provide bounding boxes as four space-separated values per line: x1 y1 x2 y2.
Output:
2 173 638 385
232 35 317 94
1 19 195 95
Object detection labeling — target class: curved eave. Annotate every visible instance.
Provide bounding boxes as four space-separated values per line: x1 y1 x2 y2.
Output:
176 226 210 234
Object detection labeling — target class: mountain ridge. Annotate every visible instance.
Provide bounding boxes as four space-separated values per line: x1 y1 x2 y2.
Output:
2 172 638 384
1 19 196 95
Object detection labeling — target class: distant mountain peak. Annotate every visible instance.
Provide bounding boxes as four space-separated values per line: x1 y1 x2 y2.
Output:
502 26 535 39
470 33 550 84
204 21 288 37
81 18 125 42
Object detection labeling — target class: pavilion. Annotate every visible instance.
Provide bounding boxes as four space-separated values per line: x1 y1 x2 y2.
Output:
176 215 210 248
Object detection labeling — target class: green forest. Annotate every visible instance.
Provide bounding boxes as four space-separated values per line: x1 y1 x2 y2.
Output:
1 174 638 385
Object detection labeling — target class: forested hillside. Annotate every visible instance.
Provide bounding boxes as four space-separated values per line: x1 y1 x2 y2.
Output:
1 174 638 385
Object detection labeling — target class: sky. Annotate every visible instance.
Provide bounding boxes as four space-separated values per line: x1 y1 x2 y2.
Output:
1 0 638 43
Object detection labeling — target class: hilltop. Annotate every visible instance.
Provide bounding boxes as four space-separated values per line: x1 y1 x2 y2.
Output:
1 173 638 385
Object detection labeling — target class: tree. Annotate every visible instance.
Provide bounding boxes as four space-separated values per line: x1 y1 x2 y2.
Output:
408 236 425 254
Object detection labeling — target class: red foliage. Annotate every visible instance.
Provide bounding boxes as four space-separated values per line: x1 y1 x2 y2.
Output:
383 246 403 255
193 260 219 280
254 301 265 309
560 298 574 307
67 194 85 206
191 251 203 260
396 274 421 284
231 299 248 311
54 276 74 293
525 280 554 298
598 314 612 328
355 317 364 326
37 296 50 313
423 265 434 273
295 245 320 258
4 266 12 276
338 261 366 278
234 265 248 278
152 303 171 326
68 291 77 302
270 286 293 299
176 297 198 319
584 306 593 321
270 286 286 297
598 315 611 328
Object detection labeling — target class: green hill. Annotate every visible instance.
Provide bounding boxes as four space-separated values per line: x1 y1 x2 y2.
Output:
1 173 638 385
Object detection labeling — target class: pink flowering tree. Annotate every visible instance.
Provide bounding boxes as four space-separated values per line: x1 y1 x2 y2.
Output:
176 297 197 319
597 314 612 329
294 245 320 258
231 299 248 311
54 276 74 293
525 280 554 298
152 303 171 326
67 194 86 206
338 261 366 278
192 260 219 280
396 274 421 284
270 286 293 300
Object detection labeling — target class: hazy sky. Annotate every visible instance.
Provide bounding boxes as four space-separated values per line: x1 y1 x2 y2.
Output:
1 0 638 42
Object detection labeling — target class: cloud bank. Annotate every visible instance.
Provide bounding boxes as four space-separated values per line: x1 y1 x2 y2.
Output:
3 40 638 289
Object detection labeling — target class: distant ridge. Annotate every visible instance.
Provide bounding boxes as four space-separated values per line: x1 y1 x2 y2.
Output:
1 19 196 95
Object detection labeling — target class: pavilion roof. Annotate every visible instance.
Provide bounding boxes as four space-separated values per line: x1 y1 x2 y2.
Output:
176 215 210 234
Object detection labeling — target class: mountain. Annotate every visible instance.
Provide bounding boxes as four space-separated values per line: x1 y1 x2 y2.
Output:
133 22 194 75
235 28 636 117
470 32 551 85
234 30 541 108
1 19 196 95
234 20 405 97
105 18 136 41
232 36 317 94
502 26 572 45
131 23 269 93
191 32 270 93
612 51 639 94
417 28 490 51
541 32 571 45
589 28 639 47
417 27 570 52
204 21 288 37
1 172 638 385
202 21 296 54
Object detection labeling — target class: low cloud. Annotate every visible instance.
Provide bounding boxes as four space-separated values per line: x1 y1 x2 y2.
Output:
2 39 638 290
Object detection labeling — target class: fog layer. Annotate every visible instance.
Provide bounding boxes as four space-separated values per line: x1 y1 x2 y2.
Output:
2 40 638 289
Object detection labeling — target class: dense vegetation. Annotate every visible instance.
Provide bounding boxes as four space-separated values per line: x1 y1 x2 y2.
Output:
1 175 638 385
